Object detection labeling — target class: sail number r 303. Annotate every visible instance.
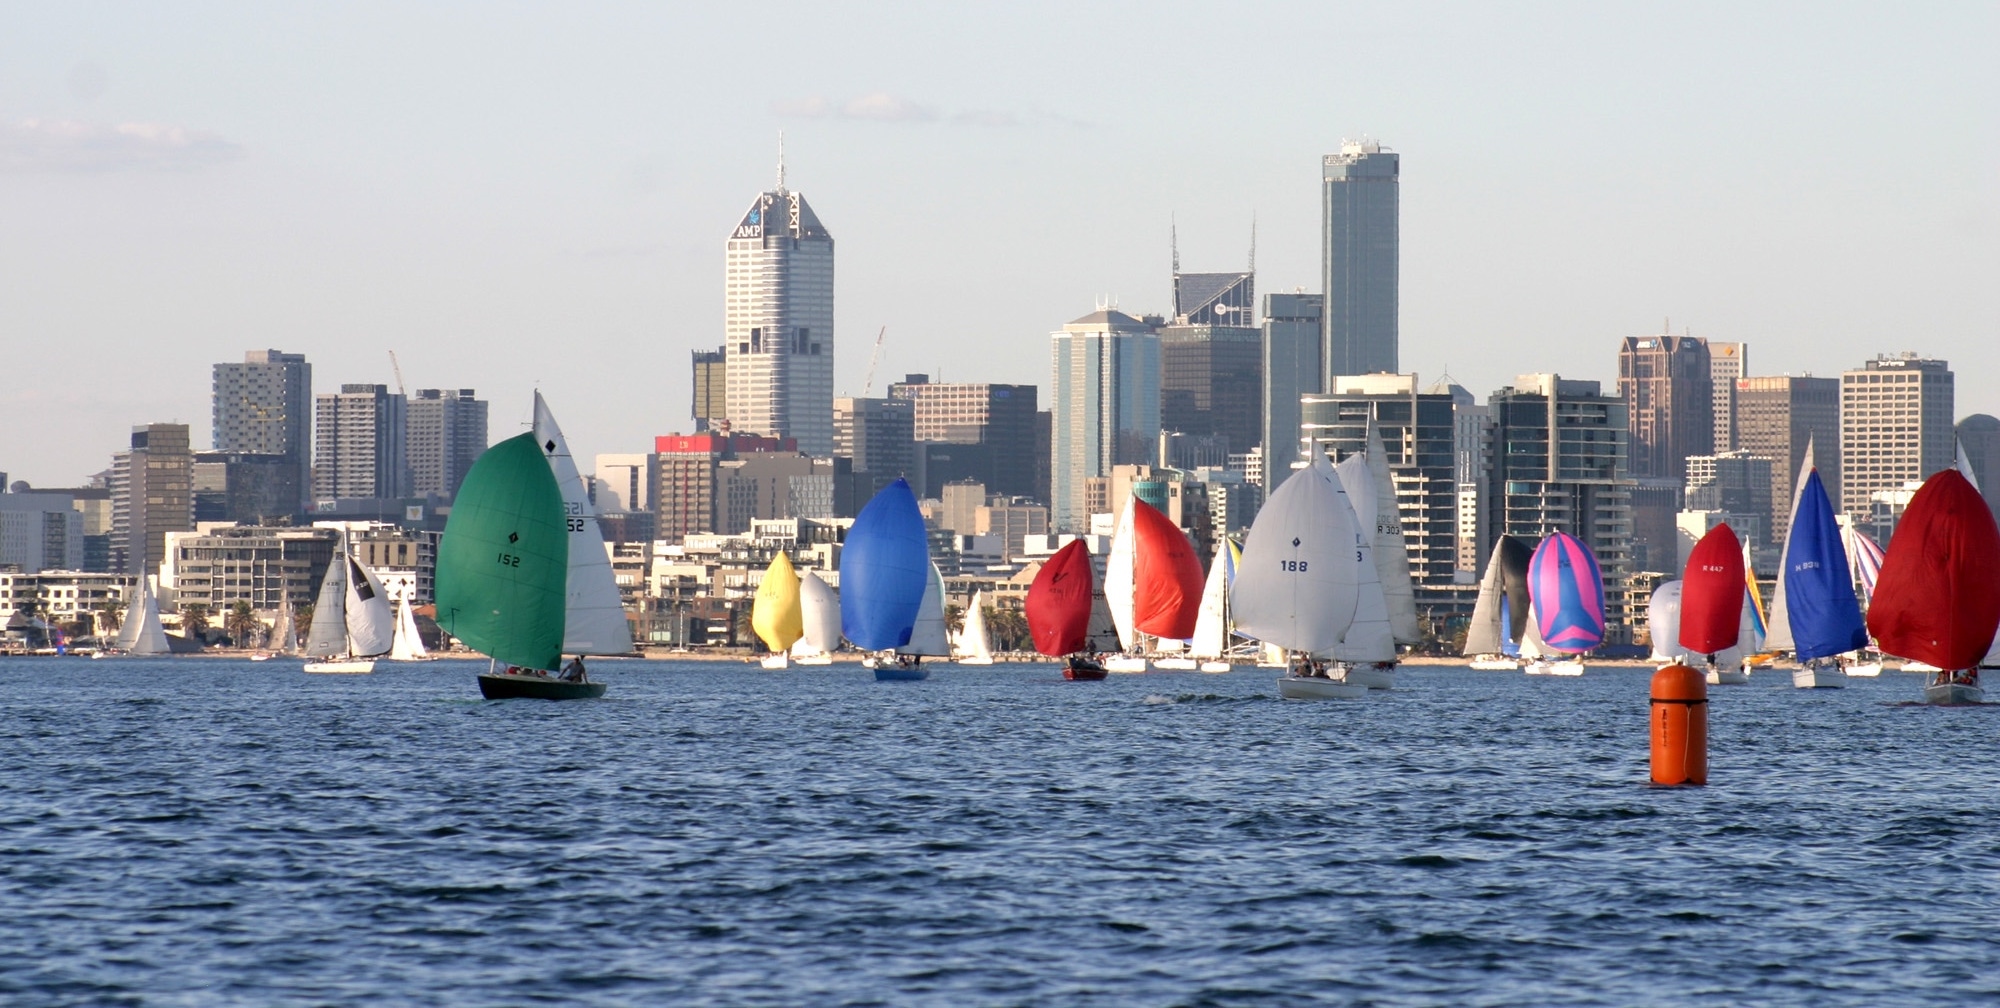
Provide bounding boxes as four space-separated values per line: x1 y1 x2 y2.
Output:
497 553 521 567
1281 560 1309 572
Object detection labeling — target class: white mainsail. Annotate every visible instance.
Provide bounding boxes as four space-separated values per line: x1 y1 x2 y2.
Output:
1462 541 1510 656
1332 478 1395 663
533 391 635 656
271 598 297 655
1647 580 1686 663
1763 436 1820 653
1103 499 1138 651
1188 540 1233 660
1517 599 1548 660
1364 420 1422 643
344 557 395 656
953 590 995 662
304 550 351 658
895 563 952 657
794 570 841 657
388 595 429 660
1229 452 1363 655
121 575 171 655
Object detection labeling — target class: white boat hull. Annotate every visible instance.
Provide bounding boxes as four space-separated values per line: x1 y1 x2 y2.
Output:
1792 665 1848 689
1152 657 1198 671
1845 661 1882 678
955 656 995 666
1276 675 1368 700
1106 655 1150 673
1705 666 1751 685
1199 660 1233 673
1525 659 1584 676
1902 661 1941 673
1468 657 1520 671
1924 680 1984 705
1338 663 1396 689
303 659 375 674
792 652 833 665
760 654 790 670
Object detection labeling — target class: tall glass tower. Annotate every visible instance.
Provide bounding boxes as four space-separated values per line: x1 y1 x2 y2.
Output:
1321 139 1399 381
724 174 834 456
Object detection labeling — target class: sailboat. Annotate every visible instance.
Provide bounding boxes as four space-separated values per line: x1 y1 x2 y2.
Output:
1678 523 1749 685
1869 468 2000 704
303 534 395 674
884 563 951 679
1647 580 1686 666
267 596 298 658
953 590 996 665
1522 532 1601 675
1232 452 1368 699
1025 538 1120 679
438 432 598 699
1099 497 1204 672
1765 441 1864 688
790 570 839 665
1840 521 1887 675
534 392 636 664
1464 537 1532 670
839 478 934 681
114 574 172 657
385 593 432 662
752 552 805 670
1187 538 1238 673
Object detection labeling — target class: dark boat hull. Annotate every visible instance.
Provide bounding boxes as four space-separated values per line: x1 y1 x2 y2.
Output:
874 666 929 681
1063 657 1108 681
477 673 607 700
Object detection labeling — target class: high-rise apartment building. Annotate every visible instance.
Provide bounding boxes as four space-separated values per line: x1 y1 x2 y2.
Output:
110 423 192 576
1429 376 1488 574
592 454 653 514
1709 342 1747 451
191 452 299 525
211 349 311 509
1299 373 1459 588
652 433 829 540
312 384 409 502
1618 334 1713 481
692 348 727 432
1839 354 1954 522
1261 293 1323 495
406 388 488 500
886 377 1040 500
1322 139 1399 379
1734 375 1839 542
724 175 834 455
1049 309 1161 532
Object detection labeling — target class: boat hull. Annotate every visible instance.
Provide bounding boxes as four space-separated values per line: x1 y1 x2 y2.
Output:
760 654 790 670
1063 657 1108 681
792 653 833 665
1468 657 1520 671
874 666 930 682
1339 663 1396 689
304 659 375 674
1276 675 1368 700
477 673 606 700
1792 665 1848 689
1923 681 1984 705
1525 659 1584 676
1198 660 1233 673
1106 655 1149 673
1845 661 1882 678
1153 657 1198 671
1706 666 1750 685
955 656 995 666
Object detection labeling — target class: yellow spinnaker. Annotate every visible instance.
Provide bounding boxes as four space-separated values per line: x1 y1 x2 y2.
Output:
752 552 805 652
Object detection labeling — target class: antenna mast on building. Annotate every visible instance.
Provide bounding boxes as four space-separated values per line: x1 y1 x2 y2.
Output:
776 131 786 192
387 350 407 397
1248 213 1257 274
862 325 887 398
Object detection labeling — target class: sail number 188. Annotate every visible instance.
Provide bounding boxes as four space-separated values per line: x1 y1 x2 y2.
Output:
1280 560 1308 572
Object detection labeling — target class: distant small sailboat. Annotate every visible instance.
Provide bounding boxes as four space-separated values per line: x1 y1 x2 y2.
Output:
1464 537 1531 670
1102 497 1206 672
1187 538 1237 673
752 552 805 670
1522 532 1601 676
885 563 951 679
1025 539 1117 680
953 590 996 665
790 570 839 665
303 534 395 674
1647 580 1685 666
1869 468 2000 704
1766 441 1864 688
1232 452 1368 699
839 479 935 681
115 575 173 657
385 594 433 662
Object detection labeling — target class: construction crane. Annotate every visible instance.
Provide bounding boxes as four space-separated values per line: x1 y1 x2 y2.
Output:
387 350 408 397
861 325 888 398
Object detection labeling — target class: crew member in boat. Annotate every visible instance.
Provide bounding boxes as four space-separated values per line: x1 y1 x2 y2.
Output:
560 656 588 682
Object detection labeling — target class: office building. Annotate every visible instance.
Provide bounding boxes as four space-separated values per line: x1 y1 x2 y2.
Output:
652 433 830 540
312 384 409 502
1956 414 2000 520
1685 451 1775 550
593 454 653 513
1839 354 1954 522
1262 293 1323 495
1049 308 1161 532
406 388 487 500
160 525 341 613
1322 139 1399 379
1299 373 1459 588
692 347 727 431
833 396 919 500
1426 375 1488 574
887 377 1040 500
109 424 192 577
191 452 299 525
1735 375 1840 542
1159 324 1261 457
1709 342 1747 451
0 488 84 572
211 349 312 509
1618 334 1713 481
724 173 834 454
1172 267 1255 328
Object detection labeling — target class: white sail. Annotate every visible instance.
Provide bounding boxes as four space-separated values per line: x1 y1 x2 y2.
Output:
1764 437 1819 653
1332 486 1395 663
896 563 952 657
1462 541 1509 656
1517 599 1548 660
388 595 429 660
304 549 350 658
124 576 171 655
1712 591 1758 669
1229 452 1363 655
271 599 297 655
1084 554 1123 653
533 391 636 656
1104 499 1138 651
1188 540 1233 659
1364 420 1422 643
796 570 841 655
1647 581 1685 662
344 557 396 656
953 590 995 662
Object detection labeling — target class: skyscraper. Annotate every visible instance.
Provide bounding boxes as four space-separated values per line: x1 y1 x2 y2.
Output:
406 388 488 500
724 170 834 455
1159 324 1261 456
885 377 1040 499
1260 292 1323 494
691 347 726 432
110 423 192 575
211 349 311 509
1618 334 1714 480
1709 341 1747 451
1321 139 1399 379
1839 354 1954 522
1735 375 1839 542
1049 308 1160 532
1956 414 2000 521
312 384 409 502
1299 373 1460 588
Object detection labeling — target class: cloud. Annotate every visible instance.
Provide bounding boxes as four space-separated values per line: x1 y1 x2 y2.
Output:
772 93 1017 127
0 118 245 173
950 109 1019 127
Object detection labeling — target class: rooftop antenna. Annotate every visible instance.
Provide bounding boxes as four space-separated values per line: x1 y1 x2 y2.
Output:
1248 212 1257 274
776 131 786 192
1170 214 1179 275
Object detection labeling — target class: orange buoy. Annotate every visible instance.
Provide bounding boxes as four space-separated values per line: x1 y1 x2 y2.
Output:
1650 664 1707 786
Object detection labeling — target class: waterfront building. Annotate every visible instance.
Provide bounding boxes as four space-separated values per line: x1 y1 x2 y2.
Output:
1049 309 1161 532
1261 293 1323 495
1735 375 1840 542
1839 354 1954 523
0 570 133 636
1299 373 1459 588
160 525 342 614
211 350 311 510
1618 334 1713 481
0 488 84 572
1426 375 1488 575
1322 139 1399 379
110 424 192 576
312 384 409 502
1709 342 1747 451
724 172 834 455
406 389 488 501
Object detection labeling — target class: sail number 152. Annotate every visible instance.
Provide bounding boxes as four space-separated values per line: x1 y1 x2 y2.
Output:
497 553 521 567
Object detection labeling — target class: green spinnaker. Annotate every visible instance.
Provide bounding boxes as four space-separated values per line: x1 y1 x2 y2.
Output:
435 432 569 671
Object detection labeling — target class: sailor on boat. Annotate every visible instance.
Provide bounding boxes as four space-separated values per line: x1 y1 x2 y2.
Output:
560 656 590 683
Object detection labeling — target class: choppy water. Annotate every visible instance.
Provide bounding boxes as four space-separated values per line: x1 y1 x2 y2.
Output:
2 658 1997 1006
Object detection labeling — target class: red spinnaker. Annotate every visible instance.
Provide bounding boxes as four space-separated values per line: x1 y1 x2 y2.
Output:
1130 500 1205 639
1678 523 1743 656
1867 469 2000 670
1026 539 1094 657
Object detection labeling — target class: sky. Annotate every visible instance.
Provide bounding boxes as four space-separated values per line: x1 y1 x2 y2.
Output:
2 1 1996 486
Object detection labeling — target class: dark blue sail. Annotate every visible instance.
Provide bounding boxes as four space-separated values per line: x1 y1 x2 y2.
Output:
1784 469 1868 661
1499 594 1520 657
839 478 932 650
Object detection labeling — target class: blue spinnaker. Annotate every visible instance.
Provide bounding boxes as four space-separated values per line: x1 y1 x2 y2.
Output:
839 479 932 651
1784 469 1868 661
1499 595 1520 657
